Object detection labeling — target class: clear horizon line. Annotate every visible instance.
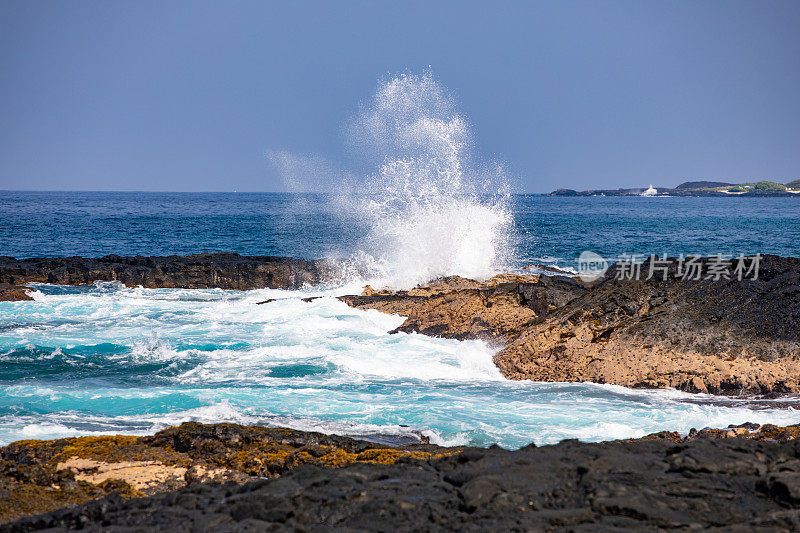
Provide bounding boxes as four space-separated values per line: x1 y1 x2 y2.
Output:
0 189 554 195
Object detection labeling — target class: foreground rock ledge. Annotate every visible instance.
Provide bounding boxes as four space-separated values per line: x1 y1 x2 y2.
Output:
0 422 451 525
5 422 800 530
341 255 800 395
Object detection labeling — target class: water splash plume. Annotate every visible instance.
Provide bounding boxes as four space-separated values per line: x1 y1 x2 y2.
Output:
340 71 515 289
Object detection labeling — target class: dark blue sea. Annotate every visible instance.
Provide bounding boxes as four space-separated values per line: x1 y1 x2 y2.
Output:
1 191 799 448
2 191 799 263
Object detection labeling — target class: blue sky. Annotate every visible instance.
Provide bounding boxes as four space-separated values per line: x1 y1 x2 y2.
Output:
1 0 798 192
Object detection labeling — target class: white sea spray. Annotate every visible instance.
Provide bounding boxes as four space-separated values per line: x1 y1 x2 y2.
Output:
335 72 515 289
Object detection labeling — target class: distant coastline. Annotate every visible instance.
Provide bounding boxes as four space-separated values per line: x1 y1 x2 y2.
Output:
550 179 800 197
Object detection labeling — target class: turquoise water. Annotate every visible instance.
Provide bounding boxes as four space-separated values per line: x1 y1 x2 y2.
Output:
1 192 799 447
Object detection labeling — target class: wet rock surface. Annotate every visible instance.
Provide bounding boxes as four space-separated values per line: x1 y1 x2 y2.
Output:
6 422 800 531
0 253 330 295
339 273 586 343
0 284 32 301
342 255 800 395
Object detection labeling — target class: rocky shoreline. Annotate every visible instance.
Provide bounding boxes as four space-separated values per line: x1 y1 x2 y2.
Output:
0 422 452 526
3 254 800 528
4 421 800 530
342 255 800 395
549 179 800 197
4 252 800 394
0 253 330 298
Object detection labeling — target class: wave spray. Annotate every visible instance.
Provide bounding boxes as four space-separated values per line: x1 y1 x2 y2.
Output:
340 72 515 289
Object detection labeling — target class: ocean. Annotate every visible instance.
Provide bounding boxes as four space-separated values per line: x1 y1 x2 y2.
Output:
1 191 799 448
3 191 800 262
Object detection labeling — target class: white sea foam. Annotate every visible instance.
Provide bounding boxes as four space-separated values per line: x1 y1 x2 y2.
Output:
3 284 800 448
0 402 469 447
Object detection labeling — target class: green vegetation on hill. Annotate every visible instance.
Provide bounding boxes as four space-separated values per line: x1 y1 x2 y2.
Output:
786 179 800 190
676 181 733 189
753 181 786 192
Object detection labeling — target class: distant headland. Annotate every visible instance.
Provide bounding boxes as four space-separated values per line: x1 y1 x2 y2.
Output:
550 179 800 197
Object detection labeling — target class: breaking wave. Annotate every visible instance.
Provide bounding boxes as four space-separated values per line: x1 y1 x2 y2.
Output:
337 72 515 289
2 283 800 448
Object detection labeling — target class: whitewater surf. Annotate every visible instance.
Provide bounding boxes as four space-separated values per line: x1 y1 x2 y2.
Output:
2 281 798 448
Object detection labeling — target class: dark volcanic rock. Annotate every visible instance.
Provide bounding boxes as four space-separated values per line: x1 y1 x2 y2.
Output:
8 433 800 531
0 422 451 525
495 255 800 394
0 253 331 293
676 180 735 189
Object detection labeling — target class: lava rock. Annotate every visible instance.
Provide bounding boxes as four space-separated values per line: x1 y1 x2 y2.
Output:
7 433 800 531
0 253 332 291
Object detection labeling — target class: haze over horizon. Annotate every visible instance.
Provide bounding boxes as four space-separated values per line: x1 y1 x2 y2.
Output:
1 1 799 193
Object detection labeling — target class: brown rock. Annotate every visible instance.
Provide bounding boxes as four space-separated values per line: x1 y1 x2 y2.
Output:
340 256 800 396
0 422 453 524
339 274 586 342
493 255 800 395
361 284 377 296
0 284 33 301
55 457 187 494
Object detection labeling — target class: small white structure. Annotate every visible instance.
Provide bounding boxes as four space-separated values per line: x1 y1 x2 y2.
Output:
641 184 658 196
